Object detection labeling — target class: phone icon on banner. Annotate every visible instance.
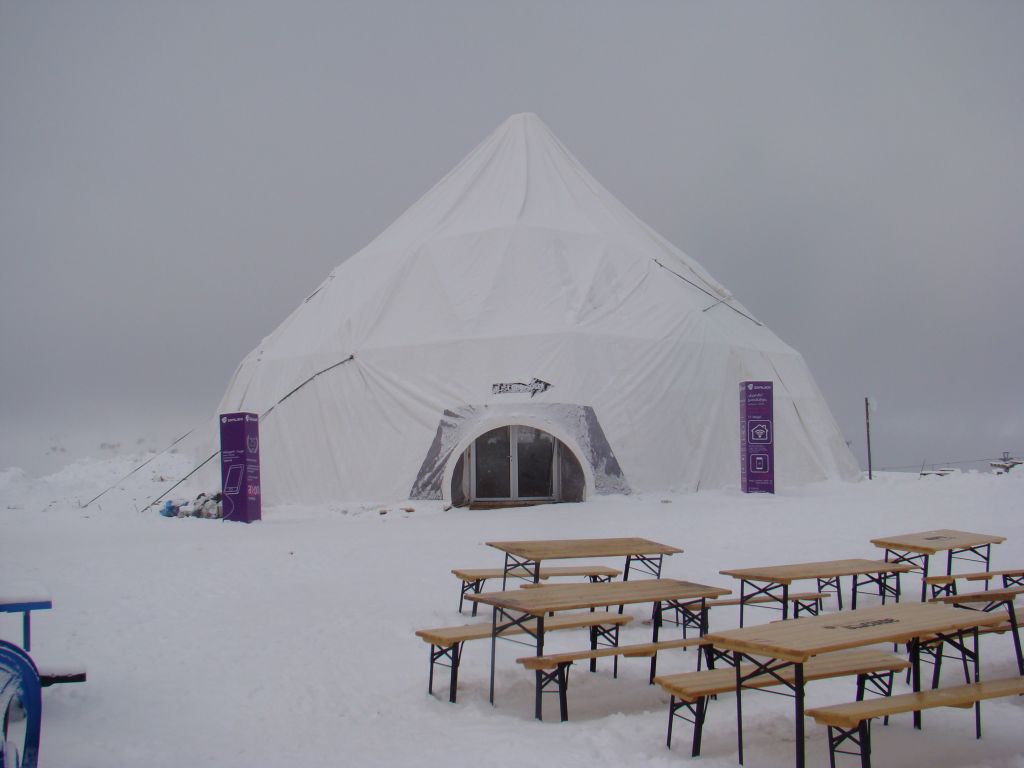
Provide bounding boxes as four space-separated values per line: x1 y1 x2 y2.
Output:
750 454 770 474
224 464 245 494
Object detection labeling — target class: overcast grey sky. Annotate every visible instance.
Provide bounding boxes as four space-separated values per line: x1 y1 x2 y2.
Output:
2 1 1022 477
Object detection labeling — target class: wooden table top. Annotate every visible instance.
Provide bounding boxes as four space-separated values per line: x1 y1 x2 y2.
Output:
466 579 730 615
705 602 1007 663
870 529 1006 555
485 537 683 561
719 558 917 585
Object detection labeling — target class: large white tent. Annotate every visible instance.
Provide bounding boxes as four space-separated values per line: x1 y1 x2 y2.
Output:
209 113 860 506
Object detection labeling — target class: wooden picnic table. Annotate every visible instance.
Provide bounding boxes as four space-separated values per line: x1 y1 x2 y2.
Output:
704 602 1007 768
718 558 916 624
871 529 1007 601
486 537 683 587
467 578 730 718
0 583 52 652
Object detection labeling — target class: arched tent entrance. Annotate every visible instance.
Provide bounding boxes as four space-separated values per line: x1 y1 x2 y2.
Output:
450 425 585 508
410 403 628 503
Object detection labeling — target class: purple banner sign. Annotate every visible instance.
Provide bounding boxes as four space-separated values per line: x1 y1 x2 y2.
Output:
740 381 774 494
219 412 261 523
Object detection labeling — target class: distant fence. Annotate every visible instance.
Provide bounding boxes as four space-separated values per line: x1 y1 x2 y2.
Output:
876 455 1020 473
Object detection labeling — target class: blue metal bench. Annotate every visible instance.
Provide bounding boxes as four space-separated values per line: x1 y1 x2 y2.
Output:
0 585 53 653
0 640 42 768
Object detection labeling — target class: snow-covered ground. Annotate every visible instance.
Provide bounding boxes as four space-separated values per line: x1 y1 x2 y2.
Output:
2 456 1023 767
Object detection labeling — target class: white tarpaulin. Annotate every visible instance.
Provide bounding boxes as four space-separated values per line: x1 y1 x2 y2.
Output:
207 113 860 504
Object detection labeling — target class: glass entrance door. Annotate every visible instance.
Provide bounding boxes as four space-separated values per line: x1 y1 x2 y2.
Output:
516 426 555 498
471 425 557 502
473 426 512 499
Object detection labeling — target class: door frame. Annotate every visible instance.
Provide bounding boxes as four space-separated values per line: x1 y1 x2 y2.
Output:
468 425 560 503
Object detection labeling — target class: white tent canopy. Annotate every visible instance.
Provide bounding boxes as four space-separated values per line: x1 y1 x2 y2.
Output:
209 113 860 505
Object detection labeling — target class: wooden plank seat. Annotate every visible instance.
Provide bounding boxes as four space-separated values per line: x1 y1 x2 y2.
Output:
515 637 711 722
452 565 621 615
415 611 633 704
806 677 1024 767
655 650 911 758
925 569 1024 598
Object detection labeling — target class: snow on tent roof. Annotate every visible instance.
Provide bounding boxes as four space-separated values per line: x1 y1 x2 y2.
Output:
209 113 860 505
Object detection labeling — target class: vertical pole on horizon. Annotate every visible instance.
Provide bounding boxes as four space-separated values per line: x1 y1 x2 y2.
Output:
865 397 873 480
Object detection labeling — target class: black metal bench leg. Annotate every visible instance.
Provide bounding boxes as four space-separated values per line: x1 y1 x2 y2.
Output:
428 642 463 703
860 720 872 768
448 643 462 703
691 696 707 757
470 579 483 617
665 695 707 757
666 695 677 748
826 726 837 768
827 722 872 768
558 663 570 722
533 663 572 722
428 646 436 695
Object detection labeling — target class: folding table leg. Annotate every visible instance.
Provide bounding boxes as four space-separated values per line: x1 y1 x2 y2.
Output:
919 554 931 602
794 662 806 768
734 651 744 765
972 626 981 739
532 615 546 720
1006 602 1024 675
910 638 922 729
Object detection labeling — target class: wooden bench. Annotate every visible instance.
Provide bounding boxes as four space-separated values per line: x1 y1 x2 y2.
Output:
925 568 1024 598
415 611 633 703
452 565 621 615
919 588 1024 681
908 618 1021 690
515 637 710 721
806 677 1024 767
655 650 911 758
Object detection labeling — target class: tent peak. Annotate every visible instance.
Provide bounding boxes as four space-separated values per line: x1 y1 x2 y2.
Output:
503 111 544 123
